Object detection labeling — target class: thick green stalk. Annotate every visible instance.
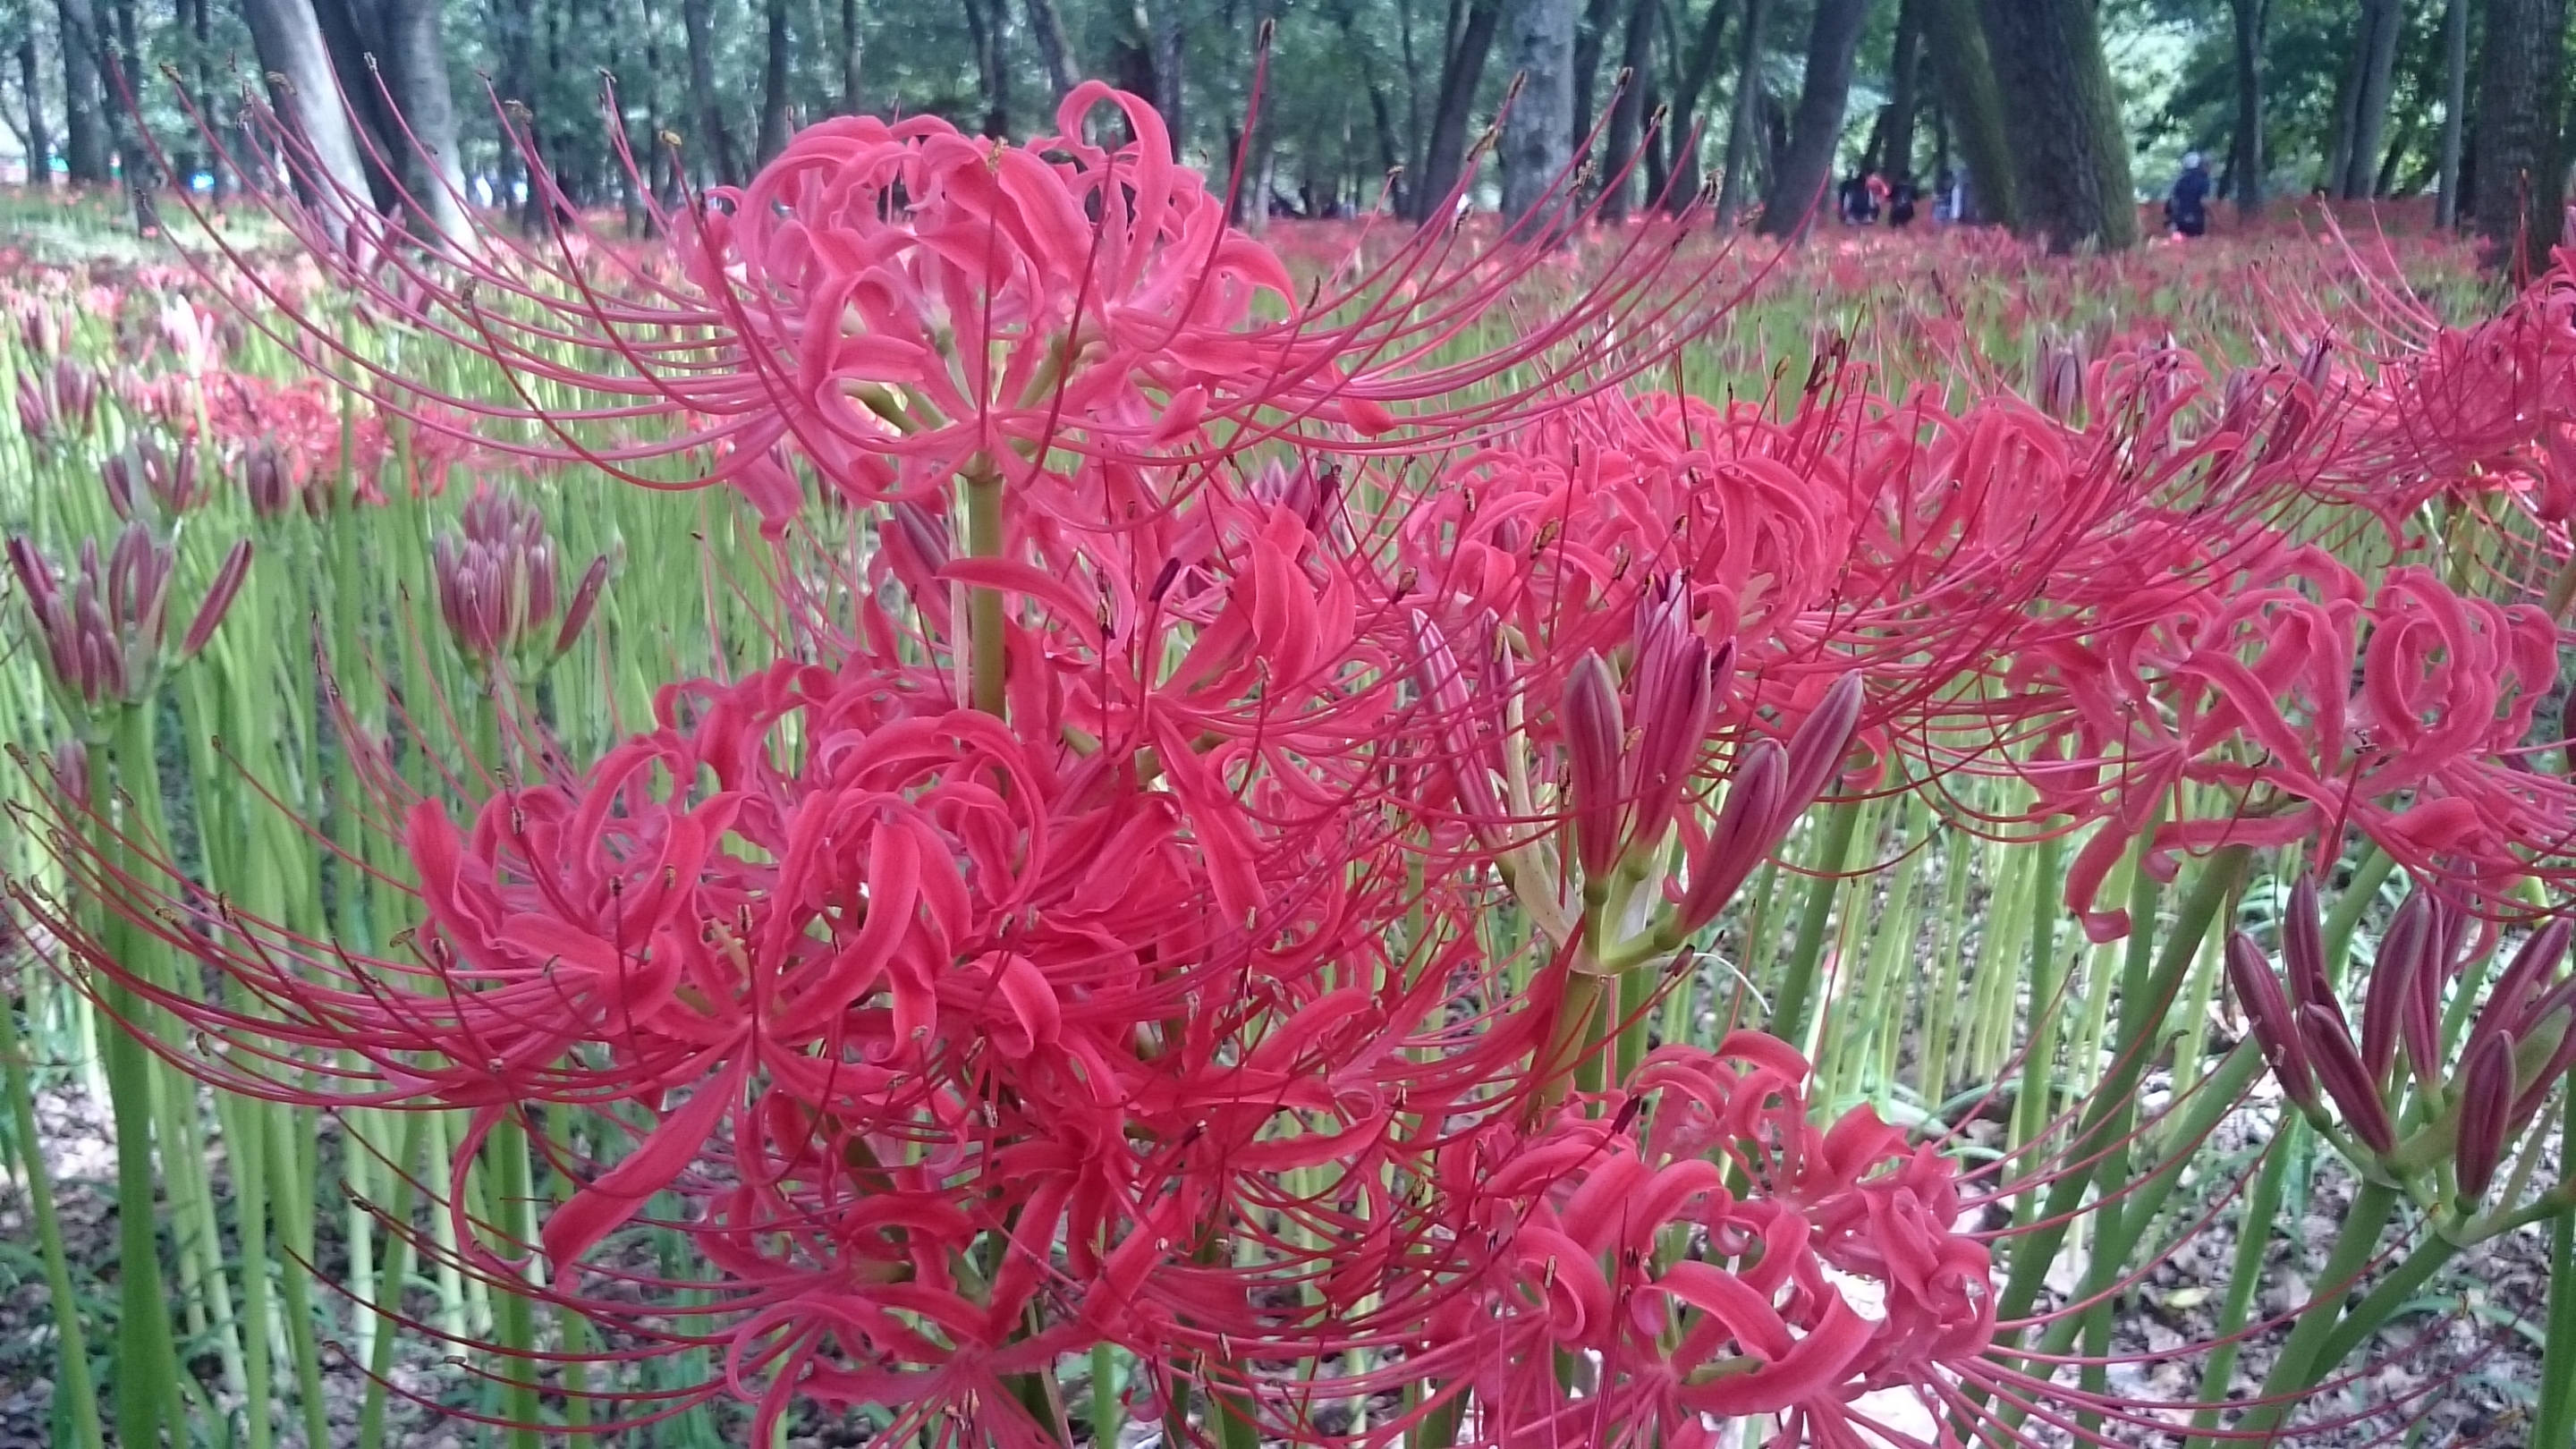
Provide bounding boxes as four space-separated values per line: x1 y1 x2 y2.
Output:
267 1100 333 1449
2234 1180 2403 1437
358 1111 430 1449
491 1113 546 1448
1992 847 2250 1338
0 963 105 1449
101 707 179 1447
1768 797 1865 1049
1089 1343 1123 1446
214 1089 275 1449
964 466 1008 719
2009 831 2071 1228
2185 1118 2300 1445
2532 1100 2576 1449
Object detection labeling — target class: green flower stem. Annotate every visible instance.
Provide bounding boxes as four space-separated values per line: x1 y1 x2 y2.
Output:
101 705 180 1447
2530 1098 2576 1449
2185 1116 2301 1446
2010 830 2071 1228
491 1112 545 1449
1767 796 1865 1050
964 465 1007 719
2234 1179 2403 1437
1992 846 2250 1354
0 955 104 1449
1089 1343 1123 1446
213 1089 275 1449
267 1100 333 1449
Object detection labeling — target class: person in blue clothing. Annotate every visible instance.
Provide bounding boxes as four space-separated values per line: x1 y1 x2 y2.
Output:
2166 151 2212 238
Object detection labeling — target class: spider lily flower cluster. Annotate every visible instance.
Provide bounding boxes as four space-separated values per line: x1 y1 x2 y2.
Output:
14 89 2576 1449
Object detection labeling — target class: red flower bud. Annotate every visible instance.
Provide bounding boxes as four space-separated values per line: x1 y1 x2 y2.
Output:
1674 741 1785 936
2360 891 2431 1084
1775 672 1865 832
182 541 255 659
2284 873 2335 1016
2226 932 2316 1112
1562 652 1626 880
554 554 613 658
2301 1002 2396 1156
2453 1032 2515 1199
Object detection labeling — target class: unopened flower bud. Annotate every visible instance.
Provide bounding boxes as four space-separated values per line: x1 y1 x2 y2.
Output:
1674 740 1785 936
1776 672 1865 826
2301 1002 2396 1156
2453 1032 2515 1200
553 554 612 657
2226 931 2316 1112
1562 652 1625 881
2284 873 2336 1019
2360 891 2430 1083
182 541 254 659
48 739 89 807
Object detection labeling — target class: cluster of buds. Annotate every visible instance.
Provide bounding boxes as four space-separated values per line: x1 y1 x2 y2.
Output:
13 359 102 447
104 436 210 521
5 524 252 711
2228 876 2576 1216
242 441 325 521
430 487 612 675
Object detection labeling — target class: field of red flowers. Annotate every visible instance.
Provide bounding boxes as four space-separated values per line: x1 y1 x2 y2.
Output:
4 89 2575 1449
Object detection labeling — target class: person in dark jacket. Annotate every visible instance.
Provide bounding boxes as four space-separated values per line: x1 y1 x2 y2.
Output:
2166 151 2211 238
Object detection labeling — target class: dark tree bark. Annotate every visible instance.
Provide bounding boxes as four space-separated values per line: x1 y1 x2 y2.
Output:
238 0 376 219
55 0 106 182
1879 0 1922 180
2437 0 2465 225
2471 0 2568 271
1598 0 1657 216
681 0 743 182
1711 0 1763 225
1569 0 1621 154
2230 0 2264 216
1024 0 1079 100
757 0 791 163
15 20 47 183
841 0 862 112
1755 0 1866 238
1499 0 1577 225
2331 0 2402 199
1153 0 1183 150
376 0 469 239
1977 0 2132 251
960 0 1010 136
1920 0 2011 225
1662 0 1732 208
104 0 158 230
1415 0 1502 218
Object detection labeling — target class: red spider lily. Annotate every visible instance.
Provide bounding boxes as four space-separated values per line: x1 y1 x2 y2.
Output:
13 357 101 446
430 487 612 671
7 525 251 709
103 435 210 520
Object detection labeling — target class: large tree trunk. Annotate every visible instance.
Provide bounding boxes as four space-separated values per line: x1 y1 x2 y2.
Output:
1153 0 1184 150
2230 0 2264 217
1712 0 1764 225
1024 0 1079 100
1598 0 1657 216
1977 0 2132 251
15 21 47 184
104 0 158 231
1920 0 2011 225
960 0 1010 136
2332 0 2403 199
842 0 863 112
1415 0 1502 218
1879 0 1922 180
1662 0 1731 210
757 0 792 163
55 0 107 182
1569 0 1621 155
376 0 470 239
1755 0 1866 238
2436 0 2465 226
1498 0 1577 226
681 0 743 183
238 0 377 221
2472 0 2568 272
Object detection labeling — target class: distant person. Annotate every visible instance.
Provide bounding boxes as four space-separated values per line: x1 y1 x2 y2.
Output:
1888 175 1918 228
1932 167 1956 223
1865 170 1891 221
2167 151 2211 238
1838 171 1870 225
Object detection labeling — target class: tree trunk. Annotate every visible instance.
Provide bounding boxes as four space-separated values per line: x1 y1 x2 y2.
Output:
1977 0 2132 251
2472 0 2568 271
1712 0 1764 225
377 0 469 239
842 0 863 112
1569 0 1621 155
238 0 377 219
103 0 158 230
1879 0 1921 180
55 0 106 182
1920 0 2011 225
960 0 1009 135
1153 0 1183 151
1663 0 1732 208
2230 0 2264 216
2436 0 2465 226
15 21 47 184
757 0 791 162
1598 0 1657 215
2334 0 2402 199
1755 0 1866 238
1499 0 1577 226
681 0 743 182
1416 0 1502 218
1024 0 1079 100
